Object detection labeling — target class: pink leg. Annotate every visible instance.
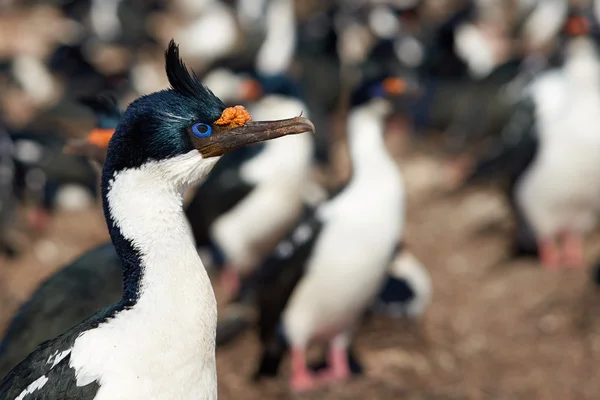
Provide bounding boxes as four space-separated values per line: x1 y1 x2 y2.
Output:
538 238 561 270
220 267 240 300
318 335 351 383
290 347 319 392
28 207 50 233
562 231 584 268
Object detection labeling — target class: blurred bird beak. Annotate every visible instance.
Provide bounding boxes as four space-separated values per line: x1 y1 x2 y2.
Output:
192 105 315 158
87 128 115 148
240 79 263 102
564 15 590 37
382 77 407 96
63 128 115 162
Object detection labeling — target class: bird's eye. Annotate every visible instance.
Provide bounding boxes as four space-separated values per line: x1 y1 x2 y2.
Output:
192 122 212 138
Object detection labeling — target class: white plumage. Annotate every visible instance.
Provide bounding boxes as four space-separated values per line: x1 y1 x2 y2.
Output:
210 96 315 275
283 99 405 365
380 250 432 318
173 1 238 64
516 37 600 267
255 0 296 75
517 38 600 238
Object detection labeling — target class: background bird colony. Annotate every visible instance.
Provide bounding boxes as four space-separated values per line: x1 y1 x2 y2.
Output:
2 0 600 398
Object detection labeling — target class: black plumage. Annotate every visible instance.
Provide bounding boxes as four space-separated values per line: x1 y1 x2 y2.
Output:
463 96 539 257
0 305 122 399
0 122 16 258
254 205 324 379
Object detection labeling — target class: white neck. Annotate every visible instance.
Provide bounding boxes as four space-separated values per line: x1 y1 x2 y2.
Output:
565 37 600 88
105 151 218 310
255 0 296 75
71 152 219 398
347 100 398 181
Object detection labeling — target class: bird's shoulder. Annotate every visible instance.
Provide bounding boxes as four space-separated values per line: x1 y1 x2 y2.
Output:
258 204 324 282
0 303 125 399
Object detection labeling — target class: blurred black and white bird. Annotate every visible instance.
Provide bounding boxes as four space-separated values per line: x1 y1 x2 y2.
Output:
0 40 314 398
513 7 600 270
252 71 408 392
457 5 600 269
206 71 318 300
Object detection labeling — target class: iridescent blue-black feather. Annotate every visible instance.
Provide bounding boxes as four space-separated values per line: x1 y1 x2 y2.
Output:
165 40 226 120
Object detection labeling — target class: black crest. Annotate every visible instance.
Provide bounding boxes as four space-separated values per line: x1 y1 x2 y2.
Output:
165 40 225 107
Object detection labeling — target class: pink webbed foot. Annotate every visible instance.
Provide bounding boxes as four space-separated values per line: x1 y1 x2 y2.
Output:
291 369 320 392
538 238 561 270
290 348 319 392
318 347 350 383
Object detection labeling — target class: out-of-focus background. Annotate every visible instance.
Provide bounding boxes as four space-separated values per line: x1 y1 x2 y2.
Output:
3 0 600 398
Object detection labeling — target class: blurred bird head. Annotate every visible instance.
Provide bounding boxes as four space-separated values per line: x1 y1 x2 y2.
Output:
554 6 600 64
203 66 303 105
102 40 314 181
350 38 419 112
562 9 597 38
63 94 122 164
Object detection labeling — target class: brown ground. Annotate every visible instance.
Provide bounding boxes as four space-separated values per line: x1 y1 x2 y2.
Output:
2 147 600 400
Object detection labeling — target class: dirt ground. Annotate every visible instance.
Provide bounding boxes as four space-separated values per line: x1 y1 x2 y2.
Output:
2 147 600 400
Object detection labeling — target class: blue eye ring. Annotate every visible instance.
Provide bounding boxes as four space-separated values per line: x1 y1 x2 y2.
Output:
192 122 212 138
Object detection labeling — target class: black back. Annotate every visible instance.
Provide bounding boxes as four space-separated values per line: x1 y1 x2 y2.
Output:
464 95 539 257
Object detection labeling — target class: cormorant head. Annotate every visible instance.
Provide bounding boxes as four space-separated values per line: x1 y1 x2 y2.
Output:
103 40 314 186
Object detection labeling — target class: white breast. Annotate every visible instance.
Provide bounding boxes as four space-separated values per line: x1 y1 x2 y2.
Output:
283 103 405 346
516 45 600 238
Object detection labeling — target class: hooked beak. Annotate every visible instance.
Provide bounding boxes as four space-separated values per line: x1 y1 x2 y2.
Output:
194 116 315 158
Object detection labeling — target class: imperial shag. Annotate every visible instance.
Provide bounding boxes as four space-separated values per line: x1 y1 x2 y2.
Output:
253 72 407 392
456 9 600 269
0 40 313 399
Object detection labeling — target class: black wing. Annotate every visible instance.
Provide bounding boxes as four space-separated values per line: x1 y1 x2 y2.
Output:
0 336 99 399
465 95 539 188
1 303 126 397
253 204 324 378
